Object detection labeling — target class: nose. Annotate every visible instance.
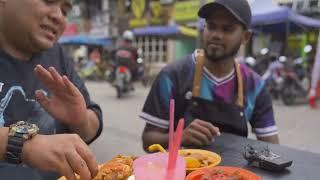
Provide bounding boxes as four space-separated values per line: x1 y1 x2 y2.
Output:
209 29 223 41
48 6 66 26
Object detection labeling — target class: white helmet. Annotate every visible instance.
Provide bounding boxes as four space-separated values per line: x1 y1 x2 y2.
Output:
122 30 134 41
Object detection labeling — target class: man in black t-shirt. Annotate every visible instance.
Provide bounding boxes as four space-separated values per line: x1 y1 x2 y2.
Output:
0 0 102 179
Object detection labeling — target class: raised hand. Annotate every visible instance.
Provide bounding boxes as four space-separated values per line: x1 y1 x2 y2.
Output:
34 65 88 128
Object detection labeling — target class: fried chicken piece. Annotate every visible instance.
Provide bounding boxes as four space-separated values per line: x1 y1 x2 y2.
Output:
59 155 136 180
93 155 136 180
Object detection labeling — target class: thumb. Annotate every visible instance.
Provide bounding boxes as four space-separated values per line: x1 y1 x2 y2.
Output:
35 90 51 110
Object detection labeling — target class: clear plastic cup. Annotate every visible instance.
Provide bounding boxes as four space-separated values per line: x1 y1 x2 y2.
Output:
133 152 186 180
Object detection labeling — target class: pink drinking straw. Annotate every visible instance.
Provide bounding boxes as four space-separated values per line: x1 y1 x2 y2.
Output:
166 118 185 180
169 99 175 154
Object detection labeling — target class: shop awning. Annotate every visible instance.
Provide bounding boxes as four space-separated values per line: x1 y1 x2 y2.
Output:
58 35 113 46
133 26 180 36
251 0 320 29
198 0 320 32
133 25 198 37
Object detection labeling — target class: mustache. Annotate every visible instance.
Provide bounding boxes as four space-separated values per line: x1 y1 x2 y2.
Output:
207 38 224 46
207 41 225 47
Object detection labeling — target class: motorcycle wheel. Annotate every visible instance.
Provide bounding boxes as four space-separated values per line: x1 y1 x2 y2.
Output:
281 86 295 105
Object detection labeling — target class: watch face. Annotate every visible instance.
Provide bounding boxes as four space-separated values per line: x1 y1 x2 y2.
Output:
9 121 39 139
15 126 29 134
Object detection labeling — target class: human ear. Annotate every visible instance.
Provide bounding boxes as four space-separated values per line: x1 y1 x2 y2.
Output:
241 30 252 45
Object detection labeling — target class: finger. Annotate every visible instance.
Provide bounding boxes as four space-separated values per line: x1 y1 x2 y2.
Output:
197 120 221 136
191 123 213 141
187 136 204 147
34 65 56 89
62 76 80 97
75 139 99 178
48 67 64 86
66 150 91 180
58 159 77 180
35 90 51 110
188 129 210 146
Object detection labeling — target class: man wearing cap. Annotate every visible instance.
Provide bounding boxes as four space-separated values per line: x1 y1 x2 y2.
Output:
140 0 279 150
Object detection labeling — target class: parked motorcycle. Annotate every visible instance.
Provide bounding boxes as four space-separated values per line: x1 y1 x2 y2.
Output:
253 48 275 75
278 56 309 105
281 70 308 105
262 58 284 99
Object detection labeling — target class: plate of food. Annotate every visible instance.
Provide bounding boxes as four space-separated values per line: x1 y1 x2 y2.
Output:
186 166 262 180
179 149 221 173
58 155 136 180
148 144 221 174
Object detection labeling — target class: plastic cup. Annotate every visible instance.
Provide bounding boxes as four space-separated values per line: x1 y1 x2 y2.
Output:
133 152 186 180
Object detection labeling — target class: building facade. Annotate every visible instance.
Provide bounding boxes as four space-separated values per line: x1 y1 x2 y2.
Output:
274 0 320 17
65 0 118 38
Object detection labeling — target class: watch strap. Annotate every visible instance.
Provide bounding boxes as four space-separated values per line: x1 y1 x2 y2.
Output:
5 134 24 164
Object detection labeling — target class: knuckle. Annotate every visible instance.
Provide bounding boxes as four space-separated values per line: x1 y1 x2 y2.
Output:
188 124 195 129
84 152 95 163
71 134 81 139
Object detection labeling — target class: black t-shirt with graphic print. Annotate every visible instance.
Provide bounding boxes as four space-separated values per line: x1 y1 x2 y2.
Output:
0 44 103 140
0 44 103 179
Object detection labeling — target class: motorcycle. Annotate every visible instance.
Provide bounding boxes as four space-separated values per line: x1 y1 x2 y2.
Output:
262 56 285 99
253 48 275 75
114 65 133 98
278 56 309 105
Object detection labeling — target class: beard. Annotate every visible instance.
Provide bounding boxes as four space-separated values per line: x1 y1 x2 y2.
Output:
204 41 242 62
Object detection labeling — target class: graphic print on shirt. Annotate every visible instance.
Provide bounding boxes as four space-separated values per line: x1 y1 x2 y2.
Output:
0 82 4 92
0 86 56 134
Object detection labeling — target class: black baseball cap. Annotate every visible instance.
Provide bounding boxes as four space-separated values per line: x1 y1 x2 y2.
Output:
198 0 252 28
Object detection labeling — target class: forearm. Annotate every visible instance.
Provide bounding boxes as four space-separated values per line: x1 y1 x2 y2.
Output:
70 109 100 143
142 130 169 152
0 127 9 161
257 134 279 144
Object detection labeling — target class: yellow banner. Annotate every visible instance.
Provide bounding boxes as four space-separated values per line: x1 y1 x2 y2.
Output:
131 0 146 19
150 1 163 25
179 26 198 38
130 18 148 28
174 0 200 22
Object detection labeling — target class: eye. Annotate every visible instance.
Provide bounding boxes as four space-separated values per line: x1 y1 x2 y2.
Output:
223 26 234 32
206 23 216 31
43 0 55 4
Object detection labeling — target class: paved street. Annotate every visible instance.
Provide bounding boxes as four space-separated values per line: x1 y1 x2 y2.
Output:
86 81 320 163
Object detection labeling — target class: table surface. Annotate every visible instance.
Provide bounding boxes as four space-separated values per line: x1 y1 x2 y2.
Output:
0 163 59 180
204 133 320 180
1 133 320 180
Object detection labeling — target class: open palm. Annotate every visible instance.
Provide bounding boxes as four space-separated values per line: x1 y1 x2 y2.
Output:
34 65 87 127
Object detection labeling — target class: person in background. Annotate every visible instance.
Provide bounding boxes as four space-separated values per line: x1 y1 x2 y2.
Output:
309 36 320 108
0 0 103 179
140 0 279 151
115 30 139 81
89 48 101 64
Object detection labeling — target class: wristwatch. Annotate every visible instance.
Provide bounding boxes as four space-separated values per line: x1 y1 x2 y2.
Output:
5 121 39 164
